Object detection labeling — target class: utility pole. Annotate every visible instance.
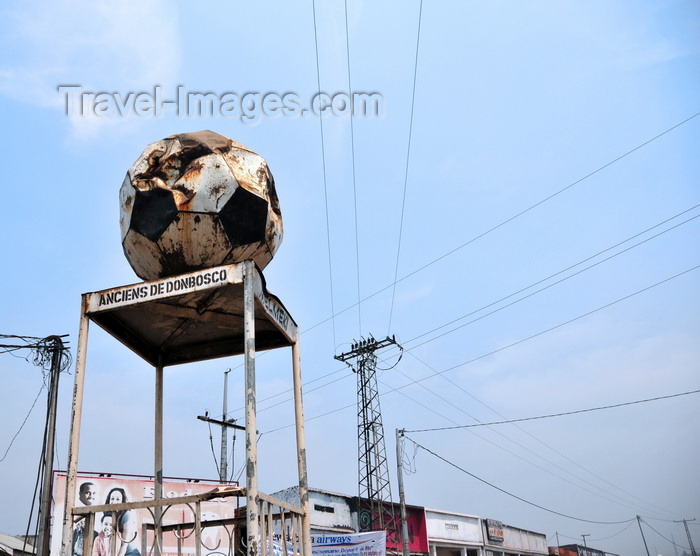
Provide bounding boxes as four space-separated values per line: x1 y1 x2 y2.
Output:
671 534 680 556
674 519 697 556
581 534 590 551
197 370 246 483
395 429 410 556
637 516 651 556
221 370 230 481
335 335 402 543
0 334 70 556
38 337 67 556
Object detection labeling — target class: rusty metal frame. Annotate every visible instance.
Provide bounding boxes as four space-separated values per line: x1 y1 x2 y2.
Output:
59 261 310 556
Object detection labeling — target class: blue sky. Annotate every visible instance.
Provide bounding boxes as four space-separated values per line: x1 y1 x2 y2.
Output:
0 2 698 555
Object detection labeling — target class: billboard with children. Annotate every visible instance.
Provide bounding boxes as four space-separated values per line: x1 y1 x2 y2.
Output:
51 472 242 556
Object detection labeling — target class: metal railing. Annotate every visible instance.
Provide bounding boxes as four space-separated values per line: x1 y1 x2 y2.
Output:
258 493 305 556
71 487 305 556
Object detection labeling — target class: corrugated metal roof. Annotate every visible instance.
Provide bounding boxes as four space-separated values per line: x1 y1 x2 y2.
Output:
0 533 35 555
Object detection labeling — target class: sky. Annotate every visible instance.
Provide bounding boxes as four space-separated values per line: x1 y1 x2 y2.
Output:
0 1 698 555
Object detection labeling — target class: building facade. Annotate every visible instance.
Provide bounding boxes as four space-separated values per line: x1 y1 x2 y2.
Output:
273 486 356 534
425 508 482 556
551 544 606 556
272 486 548 556
0 533 35 556
481 519 548 556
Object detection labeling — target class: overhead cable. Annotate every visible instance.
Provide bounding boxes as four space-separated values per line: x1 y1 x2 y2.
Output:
343 0 363 334
402 350 683 519
0 383 45 462
404 389 700 433
639 517 691 551
299 113 700 335
389 377 660 514
404 435 637 525
312 0 338 350
394 264 699 384
239 206 698 414
258 265 698 432
404 208 700 349
388 0 424 333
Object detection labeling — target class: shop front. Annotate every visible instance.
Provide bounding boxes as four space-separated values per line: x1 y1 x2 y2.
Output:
482 519 547 556
425 509 483 556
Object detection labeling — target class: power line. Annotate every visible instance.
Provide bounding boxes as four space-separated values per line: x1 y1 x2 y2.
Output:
288 266 697 516
381 112 700 294
258 265 698 433
267 359 652 516
312 0 338 350
268 268 696 520
401 350 683 520
401 264 699 381
0 335 72 371
404 389 700 433
388 0 423 334
0 383 45 462
640 517 691 552
0 335 72 462
236 205 698 416
343 0 362 334
205 412 220 474
1 334 70 556
403 435 636 525
248 264 697 519
387 374 659 514
228 367 352 417
298 112 700 337
578 521 636 542
403 206 700 349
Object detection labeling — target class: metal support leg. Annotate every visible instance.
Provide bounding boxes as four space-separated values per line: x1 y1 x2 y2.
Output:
243 260 259 556
155 362 164 556
291 341 311 556
61 296 90 556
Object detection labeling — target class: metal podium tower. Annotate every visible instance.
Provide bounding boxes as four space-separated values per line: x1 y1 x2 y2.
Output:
59 261 311 556
335 336 400 543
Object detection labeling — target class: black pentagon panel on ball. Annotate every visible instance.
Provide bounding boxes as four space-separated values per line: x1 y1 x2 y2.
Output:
130 187 179 241
219 187 268 248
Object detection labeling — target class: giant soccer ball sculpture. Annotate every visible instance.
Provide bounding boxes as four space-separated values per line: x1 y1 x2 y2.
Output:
120 130 282 281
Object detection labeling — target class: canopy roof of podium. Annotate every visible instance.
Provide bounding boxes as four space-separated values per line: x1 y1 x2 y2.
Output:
82 262 297 367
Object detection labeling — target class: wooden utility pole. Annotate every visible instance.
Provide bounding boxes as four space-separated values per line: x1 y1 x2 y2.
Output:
637 516 651 556
0 334 69 556
39 337 68 556
197 368 248 483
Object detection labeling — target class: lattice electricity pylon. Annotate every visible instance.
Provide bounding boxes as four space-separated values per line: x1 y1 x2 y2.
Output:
335 335 401 545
